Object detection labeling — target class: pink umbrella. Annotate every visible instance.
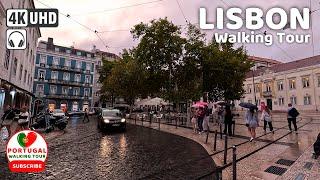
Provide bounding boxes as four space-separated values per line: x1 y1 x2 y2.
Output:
196 101 208 106
192 103 204 108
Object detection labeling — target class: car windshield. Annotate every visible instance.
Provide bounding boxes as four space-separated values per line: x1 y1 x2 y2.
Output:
102 110 120 117
54 109 63 113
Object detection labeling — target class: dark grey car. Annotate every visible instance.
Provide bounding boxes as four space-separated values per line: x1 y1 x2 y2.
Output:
97 109 126 131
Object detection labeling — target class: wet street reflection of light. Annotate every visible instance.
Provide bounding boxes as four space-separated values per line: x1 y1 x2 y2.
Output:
1 122 216 179
69 116 82 127
99 136 112 158
118 134 127 160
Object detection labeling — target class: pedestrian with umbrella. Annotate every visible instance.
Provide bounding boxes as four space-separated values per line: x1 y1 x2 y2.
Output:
195 104 205 134
240 102 259 142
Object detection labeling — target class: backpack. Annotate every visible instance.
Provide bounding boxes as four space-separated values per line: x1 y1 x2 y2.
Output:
314 133 320 156
289 108 300 118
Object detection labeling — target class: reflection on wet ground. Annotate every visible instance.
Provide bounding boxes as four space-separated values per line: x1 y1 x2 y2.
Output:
0 117 216 179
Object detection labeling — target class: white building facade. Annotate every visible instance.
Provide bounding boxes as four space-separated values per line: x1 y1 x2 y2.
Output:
0 0 41 114
241 56 320 112
91 48 119 107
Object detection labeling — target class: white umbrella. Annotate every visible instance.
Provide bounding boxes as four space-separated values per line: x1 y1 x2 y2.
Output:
135 98 150 106
144 97 168 106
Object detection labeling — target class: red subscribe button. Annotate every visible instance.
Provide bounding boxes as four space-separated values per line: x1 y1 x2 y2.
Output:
9 160 45 172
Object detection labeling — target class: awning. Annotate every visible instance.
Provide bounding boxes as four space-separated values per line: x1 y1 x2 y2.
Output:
0 79 34 97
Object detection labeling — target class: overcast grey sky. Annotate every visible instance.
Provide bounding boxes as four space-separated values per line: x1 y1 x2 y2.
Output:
35 0 320 62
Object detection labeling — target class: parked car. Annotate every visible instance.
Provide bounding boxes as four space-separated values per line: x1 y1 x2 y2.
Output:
52 109 66 117
97 109 126 131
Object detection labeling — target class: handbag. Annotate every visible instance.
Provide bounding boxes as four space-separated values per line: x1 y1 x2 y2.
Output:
264 114 271 122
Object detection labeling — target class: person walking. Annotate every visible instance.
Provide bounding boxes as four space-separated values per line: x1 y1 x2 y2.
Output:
1 105 15 138
191 108 198 133
203 107 210 132
287 103 299 133
44 108 52 133
83 108 90 123
261 106 273 134
245 107 259 142
196 107 205 134
224 105 234 136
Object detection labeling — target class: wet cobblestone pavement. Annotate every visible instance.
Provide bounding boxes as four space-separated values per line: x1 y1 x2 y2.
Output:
0 117 216 180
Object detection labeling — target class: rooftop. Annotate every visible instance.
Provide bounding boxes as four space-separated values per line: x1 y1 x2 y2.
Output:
246 55 320 78
248 56 282 65
38 38 118 59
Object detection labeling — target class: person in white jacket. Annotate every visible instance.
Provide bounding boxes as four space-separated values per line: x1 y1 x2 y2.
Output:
261 106 273 134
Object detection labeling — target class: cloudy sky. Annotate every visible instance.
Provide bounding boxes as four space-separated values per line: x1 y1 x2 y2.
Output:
34 0 320 62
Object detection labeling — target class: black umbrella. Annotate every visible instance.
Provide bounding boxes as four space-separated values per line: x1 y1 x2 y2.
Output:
215 101 228 106
239 102 257 109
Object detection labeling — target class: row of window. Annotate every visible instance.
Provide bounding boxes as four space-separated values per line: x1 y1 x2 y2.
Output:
247 76 320 93
11 58 33 86
278 96 312 106
52 46 94 58
37 70 91 83
36 84 91 96
247 96 314 106
39 55 92 71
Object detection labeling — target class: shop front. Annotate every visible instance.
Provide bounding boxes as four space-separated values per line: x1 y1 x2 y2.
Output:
0 80 33 116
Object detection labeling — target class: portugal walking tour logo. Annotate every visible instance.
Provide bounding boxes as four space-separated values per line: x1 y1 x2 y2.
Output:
6 130 48 172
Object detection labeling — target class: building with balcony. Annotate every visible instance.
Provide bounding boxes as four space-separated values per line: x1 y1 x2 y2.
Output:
240 55 320 111
33 38 95 112
0 0 41 116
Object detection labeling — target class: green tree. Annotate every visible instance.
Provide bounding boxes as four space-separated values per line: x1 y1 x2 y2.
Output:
204 41 253 101
98 58 115 83
131 18 185 98
169 24 205 103
104 56 146 108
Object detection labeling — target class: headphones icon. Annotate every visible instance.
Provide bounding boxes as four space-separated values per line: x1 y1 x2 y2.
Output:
8 31 25 48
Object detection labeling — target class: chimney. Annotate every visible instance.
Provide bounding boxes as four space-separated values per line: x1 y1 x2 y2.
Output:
47 37 54 50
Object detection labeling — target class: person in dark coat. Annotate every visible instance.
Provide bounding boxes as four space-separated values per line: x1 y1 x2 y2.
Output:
224 105 234 136
83 108 90 123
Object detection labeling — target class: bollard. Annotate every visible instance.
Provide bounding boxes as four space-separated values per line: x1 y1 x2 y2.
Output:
220 124 223 139
175 118 178 129
214 167 223 180
142 115 144 126
214 130 218 151
205 130 209 144
158 117 160 130
135 115 137 125
205 124 210 144
232 145 237 180
223 135 228 164
232 121 235 136
149 115 152 127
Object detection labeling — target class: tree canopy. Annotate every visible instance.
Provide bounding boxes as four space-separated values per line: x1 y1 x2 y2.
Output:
99 18 253 106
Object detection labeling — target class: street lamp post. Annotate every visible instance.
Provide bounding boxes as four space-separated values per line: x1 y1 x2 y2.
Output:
252 70 257 105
